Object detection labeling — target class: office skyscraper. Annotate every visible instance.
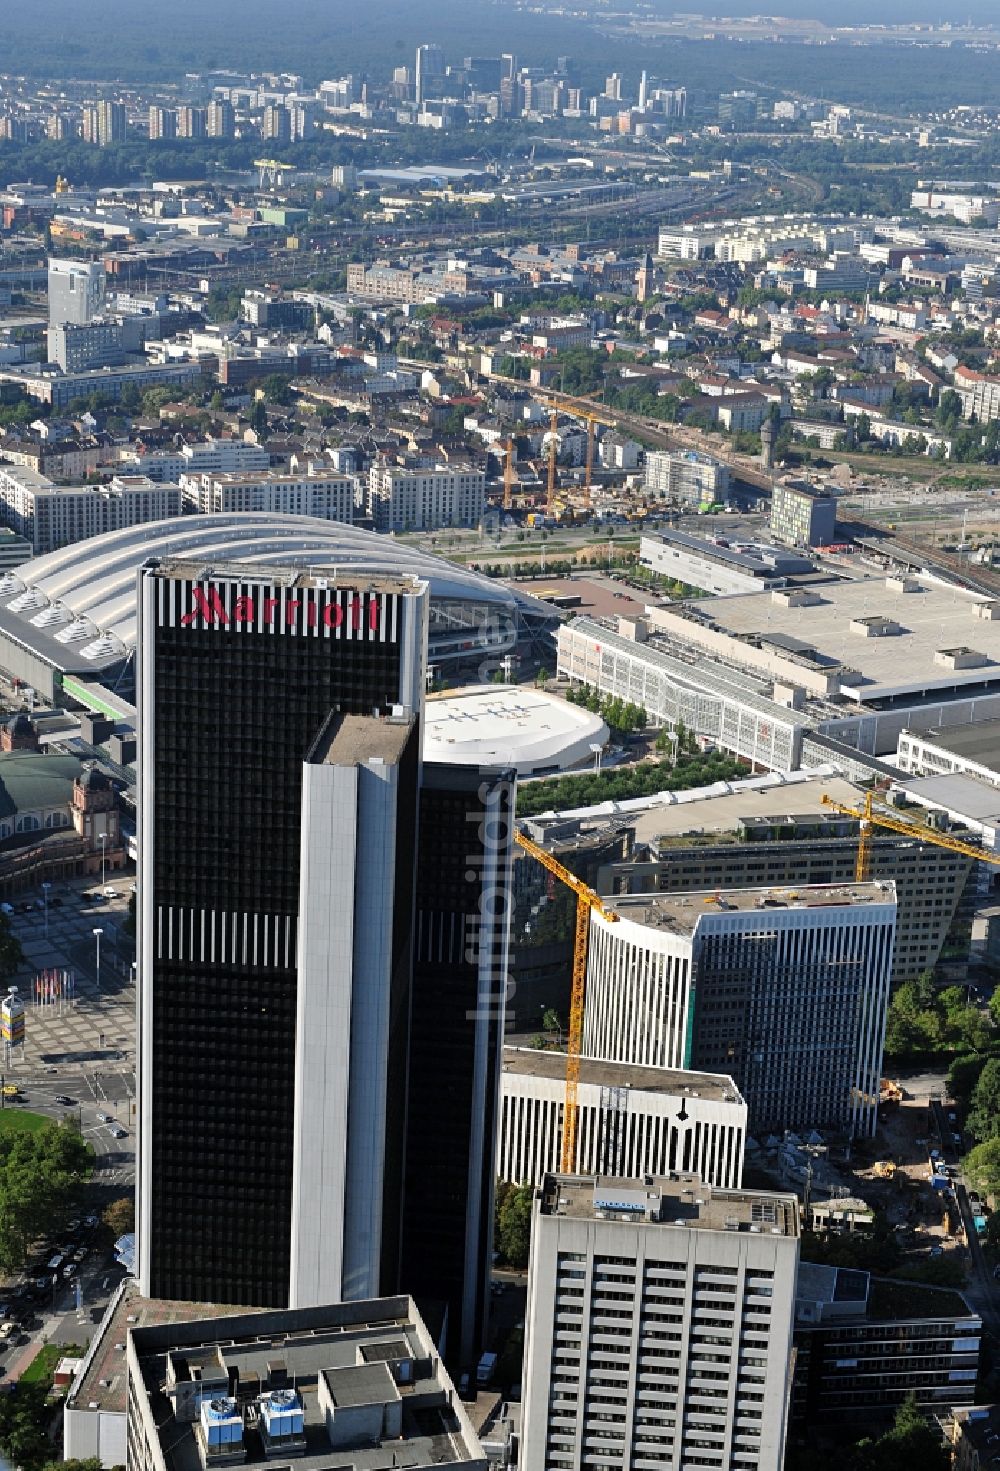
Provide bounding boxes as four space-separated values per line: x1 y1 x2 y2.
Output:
48 257 107 329
136 560 428 1306
290 709 419 1309
402 761 514 1365
415 43 445 104
136 556 513 1363
583 883 896 1137
521 1172 800 1471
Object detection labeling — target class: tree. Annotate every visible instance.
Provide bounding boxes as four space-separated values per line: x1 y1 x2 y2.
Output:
880 1394 949 1471
956 1005 992 1055
988 988 1000 1030
541 1008 562 1042
948 1053 985 1108
968 1057 1000 1141
965 1137 1000 1197
103 1196 135 1238
40 1460 106 1471
0 1119 91 1273
494 1180 533 1269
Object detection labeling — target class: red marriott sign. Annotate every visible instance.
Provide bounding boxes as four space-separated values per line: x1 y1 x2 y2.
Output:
161 578 398 643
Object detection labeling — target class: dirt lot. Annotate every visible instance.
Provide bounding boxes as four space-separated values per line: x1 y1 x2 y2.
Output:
852 1097 963 1252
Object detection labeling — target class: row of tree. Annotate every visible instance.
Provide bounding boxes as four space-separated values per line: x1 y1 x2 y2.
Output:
515 752 750 818
563 683 647 735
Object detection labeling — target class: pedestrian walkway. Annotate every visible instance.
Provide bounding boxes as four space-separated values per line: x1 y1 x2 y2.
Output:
6 1314 62 1381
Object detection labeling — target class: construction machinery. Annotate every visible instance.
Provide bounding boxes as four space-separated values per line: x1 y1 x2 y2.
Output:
514 829 619 1172
254 158 295 190
542 395 618 506
821 789 1000 882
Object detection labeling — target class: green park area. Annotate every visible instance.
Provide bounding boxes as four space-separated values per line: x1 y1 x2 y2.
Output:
0 1110 52 1136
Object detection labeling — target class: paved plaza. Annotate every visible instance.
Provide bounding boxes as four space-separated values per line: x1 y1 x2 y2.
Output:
3 872 136 1103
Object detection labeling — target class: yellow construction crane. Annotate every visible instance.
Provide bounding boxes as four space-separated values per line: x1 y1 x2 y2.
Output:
821 790 1000 882
545 409 559 515
542 395 617 504
502 437 517 511
515 830 619 1172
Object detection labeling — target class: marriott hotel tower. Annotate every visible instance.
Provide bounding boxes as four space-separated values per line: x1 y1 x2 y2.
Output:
135 558 512 1365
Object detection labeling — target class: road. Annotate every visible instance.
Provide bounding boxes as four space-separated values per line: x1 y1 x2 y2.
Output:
929 1098 1000 1337
0 1076 134 1383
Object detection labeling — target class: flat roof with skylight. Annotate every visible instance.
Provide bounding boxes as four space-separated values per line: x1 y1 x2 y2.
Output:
668 573 1000 704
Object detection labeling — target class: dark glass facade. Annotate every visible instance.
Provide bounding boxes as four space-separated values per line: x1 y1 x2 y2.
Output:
403 763 513 1361
144 573 406 1307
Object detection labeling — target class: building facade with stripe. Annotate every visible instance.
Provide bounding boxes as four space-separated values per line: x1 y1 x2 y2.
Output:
582 884 896 1138
136 560 427 1309
497 1046 746 1190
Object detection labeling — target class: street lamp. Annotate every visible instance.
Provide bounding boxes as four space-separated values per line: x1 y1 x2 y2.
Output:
93 927 104 993
41 881 50 936
99 832 107 890
589 742 603 773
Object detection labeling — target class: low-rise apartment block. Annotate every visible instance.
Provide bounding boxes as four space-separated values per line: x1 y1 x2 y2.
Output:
367 460 485 531
180 469 357 522
122 437 272 482
0 463 181 552
954 365 1000 424
643 448 729 506
0 360 205 409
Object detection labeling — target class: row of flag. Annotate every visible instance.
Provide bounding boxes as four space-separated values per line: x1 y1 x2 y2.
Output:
34 968 77 1004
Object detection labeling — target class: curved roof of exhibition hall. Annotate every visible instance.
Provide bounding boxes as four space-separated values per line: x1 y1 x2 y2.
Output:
0 513 556 663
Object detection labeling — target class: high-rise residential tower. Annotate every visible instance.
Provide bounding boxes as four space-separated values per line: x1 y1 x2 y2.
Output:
136 560 428 1307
